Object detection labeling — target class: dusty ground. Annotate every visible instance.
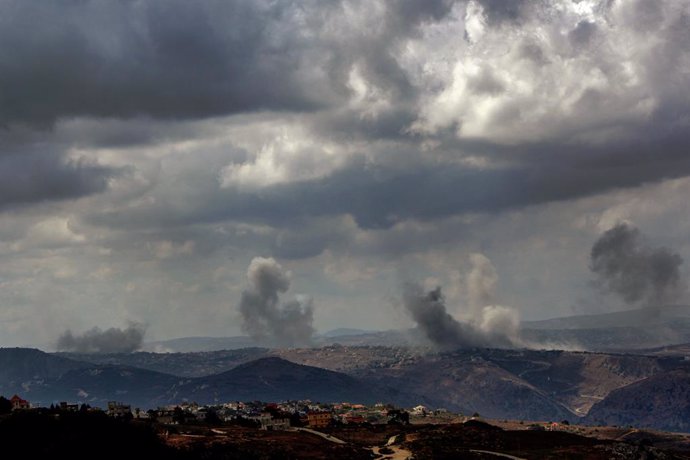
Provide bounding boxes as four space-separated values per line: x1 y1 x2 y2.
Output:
161 420 690 460
165 426 371 459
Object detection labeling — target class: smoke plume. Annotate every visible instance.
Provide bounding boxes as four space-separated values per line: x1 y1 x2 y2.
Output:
401 254 521 350
238 257 314 347
467 253 498 315
56 322 146 353
590 223 684 306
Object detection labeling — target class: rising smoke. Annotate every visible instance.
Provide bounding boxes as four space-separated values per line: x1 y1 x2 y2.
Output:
56 322 146 353
238 257 314 347
590 223 684 306
401 254 521 350
467 253 498 315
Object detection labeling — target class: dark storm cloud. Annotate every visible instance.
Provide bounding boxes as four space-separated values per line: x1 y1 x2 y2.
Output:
0 1 327 126
590 223 684 306
5 0 690 228
475 0 530 25
86 123 690 235
56 323 146 353
0 152 121 208
0 0 457 127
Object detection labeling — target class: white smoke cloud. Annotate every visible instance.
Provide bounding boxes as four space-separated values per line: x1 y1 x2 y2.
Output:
237 257 314 347
467 252 499 315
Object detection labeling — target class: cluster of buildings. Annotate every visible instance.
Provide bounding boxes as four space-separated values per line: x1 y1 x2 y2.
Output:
2 394 448 432
141 400 418 430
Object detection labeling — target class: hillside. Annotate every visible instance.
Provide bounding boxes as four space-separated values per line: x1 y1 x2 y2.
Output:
40 366 182 409
0 348 89 396
167 357 410 406
4 346 690 430
352 352 574 421
480 348 667 415
59 348 270 378
586 368 690 432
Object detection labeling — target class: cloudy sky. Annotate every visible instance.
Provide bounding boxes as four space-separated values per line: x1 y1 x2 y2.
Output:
1 0 689 347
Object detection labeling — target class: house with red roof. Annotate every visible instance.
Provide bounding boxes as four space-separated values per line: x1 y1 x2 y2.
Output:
10 395 29 411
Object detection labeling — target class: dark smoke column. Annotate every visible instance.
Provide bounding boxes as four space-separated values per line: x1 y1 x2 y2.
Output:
590 222 684 307
401 253 521 350
402 283 486 349
237 257 314 347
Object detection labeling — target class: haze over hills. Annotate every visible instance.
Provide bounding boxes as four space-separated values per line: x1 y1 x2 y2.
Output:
521 305 690 351
133 306 690 354
140 329 419 353
523 305 690 330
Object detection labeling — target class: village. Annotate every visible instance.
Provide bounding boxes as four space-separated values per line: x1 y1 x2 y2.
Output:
0 392 454 431
2 392 680 459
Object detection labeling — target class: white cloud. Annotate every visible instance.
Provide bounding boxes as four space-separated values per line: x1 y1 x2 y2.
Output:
219 120 353 189
405 0 685 143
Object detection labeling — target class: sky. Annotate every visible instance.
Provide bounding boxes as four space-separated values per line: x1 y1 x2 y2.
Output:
1 0 689 347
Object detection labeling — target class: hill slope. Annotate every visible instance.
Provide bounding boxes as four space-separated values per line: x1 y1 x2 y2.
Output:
353 352 574 421
585 368 690 432
168 357 410 406
0 348 89 396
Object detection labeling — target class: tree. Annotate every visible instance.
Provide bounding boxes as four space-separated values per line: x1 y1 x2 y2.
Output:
387 409 410 425
0 396 11 414
290 412 305 427
205 409 222 426
172 406 186 425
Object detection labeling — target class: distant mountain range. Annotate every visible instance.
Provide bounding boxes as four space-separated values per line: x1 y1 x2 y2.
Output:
166 356 415 406
6 343 690 432
0 348 415 410
137 305 690 353
523 305 690 330
8 306 690 431
522 305 690 351
141 329 416 353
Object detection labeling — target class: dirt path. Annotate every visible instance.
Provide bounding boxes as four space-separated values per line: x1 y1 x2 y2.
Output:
371 445 413 460
469 449 527 459
292 427 346 444
517 360 551 379
370 435 413 460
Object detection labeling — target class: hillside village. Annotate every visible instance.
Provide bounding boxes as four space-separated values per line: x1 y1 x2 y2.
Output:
0 392 446 431
4 391 690 460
